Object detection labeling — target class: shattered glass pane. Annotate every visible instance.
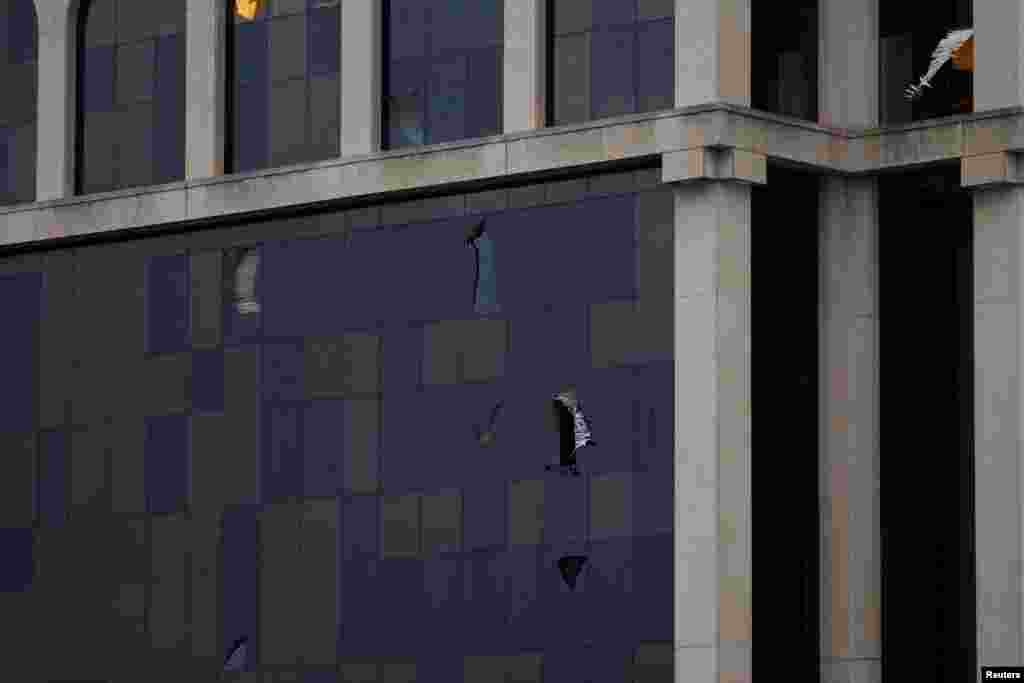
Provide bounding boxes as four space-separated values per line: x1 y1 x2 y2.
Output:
223 635 249 671
557 554 588 591
546 390 596 476
234 248 260 315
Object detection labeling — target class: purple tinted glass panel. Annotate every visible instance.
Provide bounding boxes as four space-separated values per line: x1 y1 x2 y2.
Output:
144 413 189 514
261 402 303 502
192 349 225 414
221 504 259 671
146 253 190 354
0 272 40 432
82 46 116 113
302 399 344 497
39 431 68 528
0 528 34 592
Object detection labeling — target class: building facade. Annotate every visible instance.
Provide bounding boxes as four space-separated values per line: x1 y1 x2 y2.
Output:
0 0 1017 681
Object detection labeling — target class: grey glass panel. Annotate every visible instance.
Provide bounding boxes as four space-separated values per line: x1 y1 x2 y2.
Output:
117 102 155 188
233 80 269 172
388 0 428 60
553 0 592 35
552 33 590 125
118 0 161 42
271 0 305 16
428 52 468 144
81 110 118 193
9 123 35 202
464 46 501 139
84 0 117 47
268 77 308 167
308 72 339 160
154 0 186 36
268 13 306 83
637 0 674 21
116 39 157 105
0 62 35 125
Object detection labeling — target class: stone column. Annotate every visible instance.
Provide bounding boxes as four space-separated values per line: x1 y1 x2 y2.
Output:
186 0 226 180
665 147 764 682
503 0 545 133
340 0 382 157
818 176 881 683
818 2 881 680
34 0 74 200
974 0 1024 111
675 0 750 107
967 167 1024 669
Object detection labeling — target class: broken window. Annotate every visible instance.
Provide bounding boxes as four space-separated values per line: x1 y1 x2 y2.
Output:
557 554 588 591
881 0 971 123
751 0 818 122
227 246 261 315
546 389 596 477
466 219 500 315
223 634 249 672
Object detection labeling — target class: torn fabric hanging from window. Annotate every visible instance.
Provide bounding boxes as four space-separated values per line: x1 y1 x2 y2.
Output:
235 0 264 21
466 219 500 315
905 28 974 100
233 247 260 315
545 390 596 477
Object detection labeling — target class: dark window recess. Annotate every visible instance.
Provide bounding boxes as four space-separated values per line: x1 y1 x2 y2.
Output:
0 0 38 206
751 0 818 122
382 0 503 150
879 165 975 683
466 219 500 314
751 165 820 682
547 0 674 127
881 0 971 123
227 0 340 173
546 389 596 477
77 0 186 194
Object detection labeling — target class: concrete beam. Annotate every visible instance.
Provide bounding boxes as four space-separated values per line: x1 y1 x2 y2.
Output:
818 0 878 129
675 0 751 107
671 179 752 682
185 0 226 180
962 152 1024 188
662 147 766 185
973 185 1024 669
818 176 881 683
340 0 382 157
503 0 546 133
974 0 1024 111
34 0 74 201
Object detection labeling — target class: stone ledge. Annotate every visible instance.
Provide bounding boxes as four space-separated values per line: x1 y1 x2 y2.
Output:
4 105 1024 249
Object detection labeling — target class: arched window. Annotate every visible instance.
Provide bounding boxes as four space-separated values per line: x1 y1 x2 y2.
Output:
0 1 38 206
77 0 186 194
383 0 503 150
227 0 341 174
